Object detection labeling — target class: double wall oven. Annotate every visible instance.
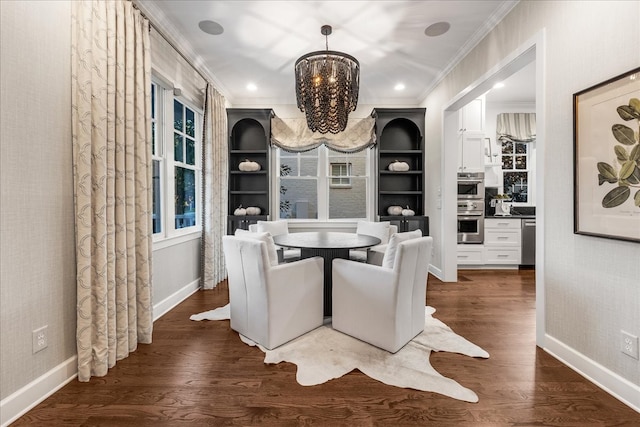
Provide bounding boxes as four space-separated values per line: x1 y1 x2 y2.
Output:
457 172 484 243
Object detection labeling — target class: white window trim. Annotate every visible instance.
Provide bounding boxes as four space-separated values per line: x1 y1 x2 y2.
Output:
152 77 203 245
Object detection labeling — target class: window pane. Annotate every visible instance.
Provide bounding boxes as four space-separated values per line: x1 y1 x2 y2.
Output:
174 100 183 131
185 108 195 137
502 140 513 154
152 122 156 156
502 155 513 169
174 133 183 162
281 159 298 176
151 84 156 119
329 177 366 219
299 157 317 176
186 137 195 165
504 172 528 203
175 167 196 229
279 178 317 219
515 142 527 154
515 155 527 169
152 160 161 234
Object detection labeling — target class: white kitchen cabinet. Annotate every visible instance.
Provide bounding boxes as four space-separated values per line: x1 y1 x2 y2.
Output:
458 130 485 172
458 97 485 172
483 218 521 265
459 97 485 132
457 244 484 265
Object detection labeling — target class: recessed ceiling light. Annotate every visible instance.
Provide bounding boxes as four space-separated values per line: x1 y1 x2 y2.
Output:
246 83 257 91
493 82 505 89
198 20 224 36
424 22 450 37
394 83 405 91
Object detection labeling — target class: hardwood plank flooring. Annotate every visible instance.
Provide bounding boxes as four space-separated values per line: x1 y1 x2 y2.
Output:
13 270 640 426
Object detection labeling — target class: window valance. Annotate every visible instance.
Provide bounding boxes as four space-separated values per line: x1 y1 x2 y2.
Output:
271 117 376 153
496 113 536 143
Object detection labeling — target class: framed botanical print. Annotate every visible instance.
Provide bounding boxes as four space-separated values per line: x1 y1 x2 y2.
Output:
573 67 640 242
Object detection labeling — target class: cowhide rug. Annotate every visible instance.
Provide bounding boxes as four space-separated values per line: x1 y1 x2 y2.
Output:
191 305 489 402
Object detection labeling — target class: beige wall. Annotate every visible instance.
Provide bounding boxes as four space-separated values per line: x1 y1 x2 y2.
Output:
422 0 639 387
0 0 76 399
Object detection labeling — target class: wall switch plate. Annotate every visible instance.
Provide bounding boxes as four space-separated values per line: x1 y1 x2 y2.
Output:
621 330 639 360
32 325 48 354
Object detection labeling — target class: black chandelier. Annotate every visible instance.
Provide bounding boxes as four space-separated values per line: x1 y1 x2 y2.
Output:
295 25 360 134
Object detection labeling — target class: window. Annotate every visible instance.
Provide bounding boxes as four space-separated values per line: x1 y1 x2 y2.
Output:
277 146 370 220
330 162 352 188
152 79 202 239
151 83 163 234
501 140 529 203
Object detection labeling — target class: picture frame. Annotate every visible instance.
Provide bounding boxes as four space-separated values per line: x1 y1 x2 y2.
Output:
573 67 640 243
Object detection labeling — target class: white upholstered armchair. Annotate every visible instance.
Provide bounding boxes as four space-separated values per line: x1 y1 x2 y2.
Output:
332 236 433 353
349 221 398 264
222 235 324 350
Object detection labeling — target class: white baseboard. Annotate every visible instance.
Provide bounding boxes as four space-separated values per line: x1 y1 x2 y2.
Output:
153 278 201 321
0 356 77 427
429 265 443 281
544 334 640 413
1 280 201 427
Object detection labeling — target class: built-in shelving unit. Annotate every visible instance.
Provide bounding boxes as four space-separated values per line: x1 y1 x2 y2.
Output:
227 108 273 234
372 108 429 235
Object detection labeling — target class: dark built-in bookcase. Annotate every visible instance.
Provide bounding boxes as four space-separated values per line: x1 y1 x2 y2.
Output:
372 108 429 235
227 108 273 234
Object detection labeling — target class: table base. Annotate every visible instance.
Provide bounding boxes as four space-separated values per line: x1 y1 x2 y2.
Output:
301 248 349 316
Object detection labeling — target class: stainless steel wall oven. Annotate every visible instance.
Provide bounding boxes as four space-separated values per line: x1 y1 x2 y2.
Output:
457 199 484 243
457 172 485 243
457 172 484 199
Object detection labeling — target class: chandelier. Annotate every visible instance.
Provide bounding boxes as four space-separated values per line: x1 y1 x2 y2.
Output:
295 25 360 134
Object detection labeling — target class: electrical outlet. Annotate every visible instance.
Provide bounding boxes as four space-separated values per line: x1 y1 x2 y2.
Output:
621 330 639 360
32 325 48 354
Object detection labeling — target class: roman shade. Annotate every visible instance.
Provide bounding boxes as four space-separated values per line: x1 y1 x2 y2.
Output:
496 113 536 143
271 116 376 153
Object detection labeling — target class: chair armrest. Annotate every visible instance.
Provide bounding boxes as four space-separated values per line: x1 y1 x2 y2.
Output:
332 258 397 301
267 256 324 301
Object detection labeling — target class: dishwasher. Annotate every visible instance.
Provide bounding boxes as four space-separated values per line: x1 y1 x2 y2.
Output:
521 218 536 266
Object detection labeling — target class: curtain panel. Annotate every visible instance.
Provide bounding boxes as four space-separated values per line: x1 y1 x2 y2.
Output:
201 84 228 289
71 0 153 382
271 117 376 153
496 113 536 143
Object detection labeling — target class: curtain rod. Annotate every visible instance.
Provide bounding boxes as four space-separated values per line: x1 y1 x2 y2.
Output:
131 0 210 84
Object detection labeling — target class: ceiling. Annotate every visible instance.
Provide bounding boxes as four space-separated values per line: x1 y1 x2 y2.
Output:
135 1 531 107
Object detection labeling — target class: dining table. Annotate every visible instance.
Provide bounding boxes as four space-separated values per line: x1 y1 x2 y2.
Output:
273 231 381 316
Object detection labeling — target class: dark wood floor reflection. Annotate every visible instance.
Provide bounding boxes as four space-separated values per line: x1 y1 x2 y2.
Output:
14 270 640 426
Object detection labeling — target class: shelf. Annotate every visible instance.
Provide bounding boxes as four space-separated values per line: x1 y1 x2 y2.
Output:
230 170 268 175
379 170 422 175
379 191 422 195
379 150 422 154
229 190 268 195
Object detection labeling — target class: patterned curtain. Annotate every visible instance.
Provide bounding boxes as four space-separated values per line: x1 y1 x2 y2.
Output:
71 0 153 382
201 84 228 289
271 117 376 153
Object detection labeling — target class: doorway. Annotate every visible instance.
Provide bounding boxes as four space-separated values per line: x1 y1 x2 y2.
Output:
441 33 546 346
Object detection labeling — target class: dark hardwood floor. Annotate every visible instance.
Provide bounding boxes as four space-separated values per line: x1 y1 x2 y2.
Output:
14 269 640 426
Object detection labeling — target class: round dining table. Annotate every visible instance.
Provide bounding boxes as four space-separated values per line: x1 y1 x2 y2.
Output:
273 231 381 316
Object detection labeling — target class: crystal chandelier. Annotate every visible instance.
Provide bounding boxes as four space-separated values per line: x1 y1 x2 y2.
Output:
295 25 360 134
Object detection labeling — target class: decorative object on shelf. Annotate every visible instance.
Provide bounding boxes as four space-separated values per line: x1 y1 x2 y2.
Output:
295 25 359 134
239 159 261 171
573 67 640 243
387 205 403 216
245 206 261 216
402 206 415 216
234 205 247 216
388 160 410 171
